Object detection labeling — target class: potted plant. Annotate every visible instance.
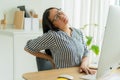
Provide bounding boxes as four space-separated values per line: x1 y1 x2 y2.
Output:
81 23 100 67
81 24 100 56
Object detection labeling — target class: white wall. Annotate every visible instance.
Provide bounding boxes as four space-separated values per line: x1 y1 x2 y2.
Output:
0 0 63 25
62 0 74 27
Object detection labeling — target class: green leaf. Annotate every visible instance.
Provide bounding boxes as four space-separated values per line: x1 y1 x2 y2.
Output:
86 36 92 46
90 45 99 55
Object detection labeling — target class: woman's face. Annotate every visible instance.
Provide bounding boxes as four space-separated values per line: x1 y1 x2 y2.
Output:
49 8 68 30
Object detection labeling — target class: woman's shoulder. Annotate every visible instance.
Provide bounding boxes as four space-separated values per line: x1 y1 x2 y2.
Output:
71 27 83 34
45 30 60 37
47 30 58 34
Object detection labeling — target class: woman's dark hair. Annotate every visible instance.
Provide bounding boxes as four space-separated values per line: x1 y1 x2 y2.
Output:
42 7 60 33
42 7 59 57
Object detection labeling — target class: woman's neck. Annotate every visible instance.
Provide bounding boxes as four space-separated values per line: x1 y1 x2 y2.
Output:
61 24 72 37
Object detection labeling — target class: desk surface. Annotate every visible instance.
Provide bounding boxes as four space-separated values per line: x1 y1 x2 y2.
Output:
23 67 120 80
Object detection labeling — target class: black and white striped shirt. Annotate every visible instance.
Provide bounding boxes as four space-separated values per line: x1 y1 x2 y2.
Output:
25 27 89 68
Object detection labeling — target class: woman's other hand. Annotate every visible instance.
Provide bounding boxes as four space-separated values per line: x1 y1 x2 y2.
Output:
79 56 96 75
79 61 96 75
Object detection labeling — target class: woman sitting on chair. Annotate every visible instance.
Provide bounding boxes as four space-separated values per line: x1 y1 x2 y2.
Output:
24 7 95 74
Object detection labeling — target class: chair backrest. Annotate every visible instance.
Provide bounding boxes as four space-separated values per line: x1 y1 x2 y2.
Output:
36 57 55 71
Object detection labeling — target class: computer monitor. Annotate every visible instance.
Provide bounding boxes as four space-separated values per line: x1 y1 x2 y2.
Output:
96 5 120 79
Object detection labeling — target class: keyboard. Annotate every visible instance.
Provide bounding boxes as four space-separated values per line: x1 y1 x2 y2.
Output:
80 74 96 80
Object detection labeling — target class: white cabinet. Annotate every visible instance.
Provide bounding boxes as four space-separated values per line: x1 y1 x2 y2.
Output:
0 29 43 80
0 33 13 80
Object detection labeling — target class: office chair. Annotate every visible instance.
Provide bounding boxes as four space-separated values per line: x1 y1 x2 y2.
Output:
36 49 55 71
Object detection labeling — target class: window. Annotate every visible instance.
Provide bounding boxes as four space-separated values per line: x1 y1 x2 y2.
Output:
62 0 120 65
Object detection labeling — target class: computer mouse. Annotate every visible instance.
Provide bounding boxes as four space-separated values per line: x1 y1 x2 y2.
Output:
58 74 74 80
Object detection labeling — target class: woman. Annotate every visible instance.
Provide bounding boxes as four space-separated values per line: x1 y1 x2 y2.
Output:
25 7 95 74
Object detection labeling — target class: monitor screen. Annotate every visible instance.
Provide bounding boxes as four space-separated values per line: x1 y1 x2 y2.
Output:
96 5 120 79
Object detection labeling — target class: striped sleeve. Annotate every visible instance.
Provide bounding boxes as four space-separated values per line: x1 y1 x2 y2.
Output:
25 32 56 53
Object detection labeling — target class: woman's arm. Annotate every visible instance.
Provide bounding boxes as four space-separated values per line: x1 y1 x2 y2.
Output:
24 47 56 68
24 48 53 61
